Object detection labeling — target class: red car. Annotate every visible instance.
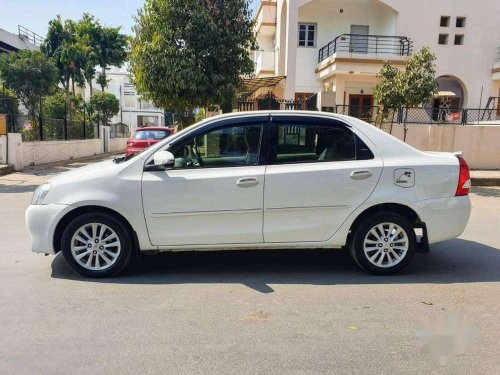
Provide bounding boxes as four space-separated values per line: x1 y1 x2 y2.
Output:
125 127 172 156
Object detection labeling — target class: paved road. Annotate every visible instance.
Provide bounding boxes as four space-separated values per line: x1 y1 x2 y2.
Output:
1 161 499 374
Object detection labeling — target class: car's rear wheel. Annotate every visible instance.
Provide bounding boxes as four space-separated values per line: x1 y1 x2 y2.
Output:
349 212 416 275
61 213 133 277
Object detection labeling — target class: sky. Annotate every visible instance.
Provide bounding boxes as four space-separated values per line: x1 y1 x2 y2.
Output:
0 0 259 37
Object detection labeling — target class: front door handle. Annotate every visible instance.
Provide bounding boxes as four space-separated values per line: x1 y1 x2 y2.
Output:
350 169 372 179
236 177 259 187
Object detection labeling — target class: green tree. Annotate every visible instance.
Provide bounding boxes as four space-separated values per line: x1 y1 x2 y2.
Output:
88 92 120 126
195 108 206 123
130 0 256 128
41 16 87 95
75 13 101 96
374 47 438 108
373 47 438 139
0 50 58 122
42 14 128 95
0 85 19 114
94 26 128 92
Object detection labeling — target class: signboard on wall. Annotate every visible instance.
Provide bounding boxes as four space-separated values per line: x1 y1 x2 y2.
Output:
0 114 7 135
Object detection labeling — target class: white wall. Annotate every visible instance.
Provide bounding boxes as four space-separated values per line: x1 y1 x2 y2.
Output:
377 0 500 107
295 0 398 94
0 135 6 164
390 124 500 170
108 138 128 154
272 0 500 103
6 133 128 170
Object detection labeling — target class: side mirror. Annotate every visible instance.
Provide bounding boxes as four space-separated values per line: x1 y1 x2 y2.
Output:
146 150 175 171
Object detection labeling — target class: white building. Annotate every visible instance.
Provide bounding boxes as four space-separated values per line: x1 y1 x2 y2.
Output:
83 69 165 131
252 0 500 111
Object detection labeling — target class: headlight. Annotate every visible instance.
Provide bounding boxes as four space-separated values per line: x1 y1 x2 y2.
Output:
31 183 51 205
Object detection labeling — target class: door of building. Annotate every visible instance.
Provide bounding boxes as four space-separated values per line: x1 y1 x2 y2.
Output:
349 94 373 121
350 25 369 53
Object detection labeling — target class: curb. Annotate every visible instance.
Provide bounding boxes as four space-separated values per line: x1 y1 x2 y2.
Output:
471 177 500 187
0 165 14 176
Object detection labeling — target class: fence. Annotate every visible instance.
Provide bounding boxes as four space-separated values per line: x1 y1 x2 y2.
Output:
110 123 131 138
334 105 500 126
10 114 99 141
237 93 318 112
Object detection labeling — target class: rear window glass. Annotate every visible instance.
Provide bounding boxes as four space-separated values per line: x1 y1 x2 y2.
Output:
134 130 169 140
274 123 374 164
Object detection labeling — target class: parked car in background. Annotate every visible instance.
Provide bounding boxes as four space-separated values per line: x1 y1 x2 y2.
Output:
125 127 172 156
26 111 471 278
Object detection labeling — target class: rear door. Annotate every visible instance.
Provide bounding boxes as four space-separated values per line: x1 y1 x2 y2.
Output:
263 115 383 243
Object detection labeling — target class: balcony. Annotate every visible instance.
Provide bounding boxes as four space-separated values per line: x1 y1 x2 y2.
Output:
318 34 413 63
315 34 412 80
255 50 275 76
254 0 277 35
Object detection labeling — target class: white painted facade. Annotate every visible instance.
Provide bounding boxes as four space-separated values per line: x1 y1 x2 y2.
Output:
82 69 165 131
253 0 500 108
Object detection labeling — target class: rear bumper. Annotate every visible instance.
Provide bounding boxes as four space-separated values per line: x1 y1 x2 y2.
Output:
25 204 74 255
410 196 471 244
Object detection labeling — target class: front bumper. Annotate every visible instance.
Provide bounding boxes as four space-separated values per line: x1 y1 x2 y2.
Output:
410 196 471 244
25 204 74 255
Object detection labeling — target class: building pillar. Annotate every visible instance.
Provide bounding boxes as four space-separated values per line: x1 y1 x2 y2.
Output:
284 2 298 100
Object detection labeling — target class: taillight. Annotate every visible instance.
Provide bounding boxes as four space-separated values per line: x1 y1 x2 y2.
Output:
455 156 471 196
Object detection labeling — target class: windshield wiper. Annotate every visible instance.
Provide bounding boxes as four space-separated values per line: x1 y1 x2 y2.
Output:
113 154 136 164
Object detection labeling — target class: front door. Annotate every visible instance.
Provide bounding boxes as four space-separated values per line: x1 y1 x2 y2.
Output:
349 95 373 121
263 116 383 243
142 120 267 246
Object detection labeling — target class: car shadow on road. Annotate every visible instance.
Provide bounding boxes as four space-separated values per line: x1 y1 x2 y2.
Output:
50 238 500 293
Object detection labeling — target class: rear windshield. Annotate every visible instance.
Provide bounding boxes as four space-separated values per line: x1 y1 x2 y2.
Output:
134 130 169 140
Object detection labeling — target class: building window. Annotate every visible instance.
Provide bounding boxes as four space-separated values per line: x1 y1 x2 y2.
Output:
438 34 449 45
454 34 464 45
298 23 316 47
124 94 136 108
440 16 450 27
456 17 466 28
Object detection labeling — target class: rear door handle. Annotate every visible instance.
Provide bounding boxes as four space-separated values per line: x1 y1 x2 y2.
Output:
350 169 372 179
236 177 259 187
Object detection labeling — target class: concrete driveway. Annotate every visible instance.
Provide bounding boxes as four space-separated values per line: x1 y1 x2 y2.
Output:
1 161 499 374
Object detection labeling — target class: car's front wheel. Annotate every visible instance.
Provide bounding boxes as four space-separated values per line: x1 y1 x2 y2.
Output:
61 212 134 277
349 212 416 275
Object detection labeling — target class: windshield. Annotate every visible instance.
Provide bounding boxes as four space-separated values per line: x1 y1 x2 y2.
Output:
134 130 169 140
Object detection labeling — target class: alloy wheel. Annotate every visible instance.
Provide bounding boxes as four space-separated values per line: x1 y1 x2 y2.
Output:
70 223 121 271
362 222 409 268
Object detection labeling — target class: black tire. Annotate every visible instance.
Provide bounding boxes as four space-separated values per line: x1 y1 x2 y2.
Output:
349 211 416 275
61 212 134 278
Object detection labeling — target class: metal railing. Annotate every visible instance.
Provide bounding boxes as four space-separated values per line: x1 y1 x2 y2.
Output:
10 114 98 141
237 93 318 112
110 123 130 138
335 105 500 125
318 34 413 63
18 25 44 46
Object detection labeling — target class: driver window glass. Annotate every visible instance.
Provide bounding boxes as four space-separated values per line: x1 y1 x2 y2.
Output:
171 124 263 168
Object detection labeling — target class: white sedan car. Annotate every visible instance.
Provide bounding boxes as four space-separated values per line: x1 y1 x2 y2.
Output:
26 111 471 277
